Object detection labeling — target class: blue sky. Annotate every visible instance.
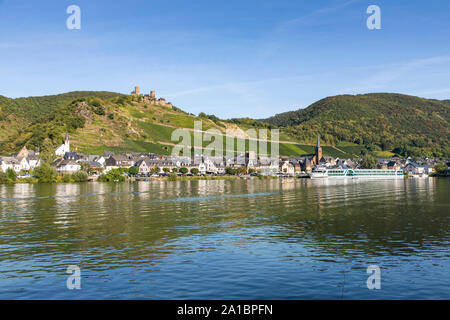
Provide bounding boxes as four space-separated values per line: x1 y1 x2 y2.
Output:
0 0 449 118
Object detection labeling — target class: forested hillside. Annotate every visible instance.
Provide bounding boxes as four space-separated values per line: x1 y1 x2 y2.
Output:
0 91 448 159
263 93 450 158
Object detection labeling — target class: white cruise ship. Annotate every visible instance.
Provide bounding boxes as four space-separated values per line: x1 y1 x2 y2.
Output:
309 167 404 179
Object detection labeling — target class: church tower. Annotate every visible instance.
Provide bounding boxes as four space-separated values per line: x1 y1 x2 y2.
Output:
314 136 322 165
65 133 70 152
55 133 70 156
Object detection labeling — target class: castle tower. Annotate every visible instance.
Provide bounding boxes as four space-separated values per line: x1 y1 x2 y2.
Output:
150 90 156 99
314 136 322 165
134 86 140 96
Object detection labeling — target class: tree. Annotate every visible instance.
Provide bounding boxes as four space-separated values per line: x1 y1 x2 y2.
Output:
435 163 448 174
129 166 139 176
238 166 247 175
179 167 188 174
171 168 178 173
360 154 377 169
62 174 72 183
6 168 17 182
190 168 199 175
98 168 125 182
33 163 58 183
0 170 7 184
72 170 89 182
150 166 160 174
163 168 171 173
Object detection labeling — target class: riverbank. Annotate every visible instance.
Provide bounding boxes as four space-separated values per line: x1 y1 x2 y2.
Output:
1 174 283 184
3 173 448 184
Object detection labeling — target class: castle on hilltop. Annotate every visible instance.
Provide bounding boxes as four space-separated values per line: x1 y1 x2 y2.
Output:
131 86 173 108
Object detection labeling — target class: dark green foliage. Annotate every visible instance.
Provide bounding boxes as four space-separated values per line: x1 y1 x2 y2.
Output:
93 105 106 116
98 169 126 182
129 166 139 176
33 163 58 183
116 95 131 106
190 168 199 175
179 167 188 174
360 154 377 169
0 91 120 121
6 168 17 182
0 170 8 183
435 163 448 174
71 170 89 182
263 93 450 158
225 167 238 175
62 174 72 183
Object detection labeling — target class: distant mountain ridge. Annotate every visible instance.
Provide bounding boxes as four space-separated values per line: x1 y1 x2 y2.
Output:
0 91 448 159
262 93 450 158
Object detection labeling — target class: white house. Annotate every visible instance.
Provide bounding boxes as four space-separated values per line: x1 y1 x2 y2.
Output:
198 163 207 175
27 156 40 169
17 157 30 171
280 161 295 175
135 159 151 174
1 157 21 172
55 160 81 173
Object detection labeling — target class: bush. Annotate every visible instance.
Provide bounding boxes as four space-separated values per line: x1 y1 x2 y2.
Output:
0 170 7 183
360 154 377 169
6 168 17 182
72 170 89 182
168 174 178 181
129 166 139 176
225 167 238 175
98 169 126 182
93 105 106 115
435 163 448 173
190 168 199 175
62 174 73 183
33 163 58 183
179 167 188 174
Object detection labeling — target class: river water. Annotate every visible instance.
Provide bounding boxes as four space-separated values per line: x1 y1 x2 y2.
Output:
0 178 449 299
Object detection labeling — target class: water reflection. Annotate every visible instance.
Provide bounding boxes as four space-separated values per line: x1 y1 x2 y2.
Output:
0 178 448 299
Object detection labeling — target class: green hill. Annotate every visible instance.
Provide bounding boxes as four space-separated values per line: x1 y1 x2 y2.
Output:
1 92 308 159
263 93 450 158
0 91 448 160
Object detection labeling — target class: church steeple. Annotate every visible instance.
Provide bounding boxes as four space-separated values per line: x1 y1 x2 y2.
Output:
314 136 322 165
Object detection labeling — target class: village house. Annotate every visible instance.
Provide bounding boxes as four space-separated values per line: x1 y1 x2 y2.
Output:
104 154 135 171
280 161 295 175
404 161 427 177
135 158 151 174
54 160 81 173
0 157 21 172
